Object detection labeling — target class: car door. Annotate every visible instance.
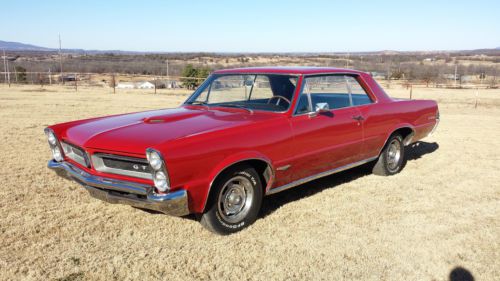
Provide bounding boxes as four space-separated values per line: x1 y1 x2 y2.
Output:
287 74 366 181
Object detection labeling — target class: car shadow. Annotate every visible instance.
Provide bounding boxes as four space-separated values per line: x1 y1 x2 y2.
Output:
405 141 439 161
260 141 439 218
449 266 474 281
133 141 439 221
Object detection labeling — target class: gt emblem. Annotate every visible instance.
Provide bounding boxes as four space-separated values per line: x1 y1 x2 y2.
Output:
133 164 148 171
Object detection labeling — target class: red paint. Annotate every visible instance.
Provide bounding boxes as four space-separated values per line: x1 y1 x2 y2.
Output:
49 67 438 214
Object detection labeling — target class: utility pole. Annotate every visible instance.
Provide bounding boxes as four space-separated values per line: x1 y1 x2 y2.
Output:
166 59 169 79
6 56 10 87
454 63 458 88
59 34 64 84
2 49 7 83
48 68 52 85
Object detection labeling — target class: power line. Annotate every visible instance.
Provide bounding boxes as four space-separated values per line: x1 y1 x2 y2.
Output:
59 34 63 84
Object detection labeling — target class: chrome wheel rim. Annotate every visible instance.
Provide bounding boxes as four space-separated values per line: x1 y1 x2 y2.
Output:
387 139 402 172
217 176 254 223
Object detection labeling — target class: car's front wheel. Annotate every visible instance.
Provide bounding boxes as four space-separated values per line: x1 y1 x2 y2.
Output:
200 165 263 235
372 134 405 176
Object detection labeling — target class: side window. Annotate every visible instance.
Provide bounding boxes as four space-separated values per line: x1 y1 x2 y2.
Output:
294 75 373 114
345 76 373 106
295 75 350 114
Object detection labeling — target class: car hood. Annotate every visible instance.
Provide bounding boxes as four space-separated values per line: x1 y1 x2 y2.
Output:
61 106 280 155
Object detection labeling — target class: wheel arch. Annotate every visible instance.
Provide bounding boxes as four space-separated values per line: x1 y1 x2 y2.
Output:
201 152 275 212
378 125 415 156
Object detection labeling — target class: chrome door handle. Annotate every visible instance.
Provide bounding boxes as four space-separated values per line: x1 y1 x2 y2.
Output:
352 115 364 121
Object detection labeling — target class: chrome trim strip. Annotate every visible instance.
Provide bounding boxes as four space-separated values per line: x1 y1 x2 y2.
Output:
48 160 189 216
276 164 291 171
266 156 378 195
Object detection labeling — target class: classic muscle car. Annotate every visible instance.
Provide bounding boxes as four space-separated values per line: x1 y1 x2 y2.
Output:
46 67 439 234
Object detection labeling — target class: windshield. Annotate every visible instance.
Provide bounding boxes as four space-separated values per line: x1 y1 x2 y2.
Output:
185 74 298 112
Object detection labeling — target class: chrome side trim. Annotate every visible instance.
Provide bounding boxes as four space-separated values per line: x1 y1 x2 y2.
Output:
276 164 291 171
265 156 378 195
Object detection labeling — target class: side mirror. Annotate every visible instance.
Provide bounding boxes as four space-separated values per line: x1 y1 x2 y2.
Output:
315 102 329 113
308 103 330 118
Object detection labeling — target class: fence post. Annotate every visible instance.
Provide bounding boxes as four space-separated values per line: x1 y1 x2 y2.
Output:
409 85 413 99
474 88 478 109
112 73 116 94
75 73 78 92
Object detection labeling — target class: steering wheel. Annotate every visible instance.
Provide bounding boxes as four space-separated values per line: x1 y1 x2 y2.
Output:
267 95 291 106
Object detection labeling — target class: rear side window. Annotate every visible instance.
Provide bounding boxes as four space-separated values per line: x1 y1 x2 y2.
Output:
295 75 372 114
345 76 372 106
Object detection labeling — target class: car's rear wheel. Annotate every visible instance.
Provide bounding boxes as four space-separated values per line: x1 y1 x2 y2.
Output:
200 165 263 235
372 134 405 176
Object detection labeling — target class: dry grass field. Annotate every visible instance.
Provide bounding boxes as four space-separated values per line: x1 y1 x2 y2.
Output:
0 84 499 281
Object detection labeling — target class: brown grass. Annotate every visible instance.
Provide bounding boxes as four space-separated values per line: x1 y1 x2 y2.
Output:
0 84 499 280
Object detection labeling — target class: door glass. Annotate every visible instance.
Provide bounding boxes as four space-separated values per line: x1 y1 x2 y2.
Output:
295 75 351 114
345 76 373 106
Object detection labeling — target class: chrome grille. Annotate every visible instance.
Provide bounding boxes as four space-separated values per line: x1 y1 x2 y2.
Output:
91 153 152 180
61 142 89 167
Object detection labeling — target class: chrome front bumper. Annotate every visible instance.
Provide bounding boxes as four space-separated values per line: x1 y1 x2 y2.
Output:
48 160 190 216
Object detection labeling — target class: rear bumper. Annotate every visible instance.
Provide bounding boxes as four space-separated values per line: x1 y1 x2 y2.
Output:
48 160 190 216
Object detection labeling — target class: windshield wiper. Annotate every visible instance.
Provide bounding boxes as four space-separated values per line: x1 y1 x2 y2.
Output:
218 103 254 114
188 101 208 105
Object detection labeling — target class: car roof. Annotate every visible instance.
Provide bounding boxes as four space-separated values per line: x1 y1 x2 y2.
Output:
212 66 367 75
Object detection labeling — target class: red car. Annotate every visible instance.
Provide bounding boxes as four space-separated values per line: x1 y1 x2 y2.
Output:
46 67 439 234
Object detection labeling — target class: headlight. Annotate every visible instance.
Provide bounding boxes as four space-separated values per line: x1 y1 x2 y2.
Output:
47 132 57 146
146 148 170 193
52 146 64 162
45 128 64 162
147 150 163 171
153 171 168 192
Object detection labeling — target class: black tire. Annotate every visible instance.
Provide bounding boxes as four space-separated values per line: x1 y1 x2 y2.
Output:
200 164 263 235
372 134 405 176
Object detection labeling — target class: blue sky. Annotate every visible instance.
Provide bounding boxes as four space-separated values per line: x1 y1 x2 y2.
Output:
1 0 499 52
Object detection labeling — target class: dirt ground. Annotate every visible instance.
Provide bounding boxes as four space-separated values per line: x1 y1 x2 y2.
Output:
0 84 499 281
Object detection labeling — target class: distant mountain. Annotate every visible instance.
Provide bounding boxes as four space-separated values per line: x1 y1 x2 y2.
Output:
1 39 500 55
0 40 54 51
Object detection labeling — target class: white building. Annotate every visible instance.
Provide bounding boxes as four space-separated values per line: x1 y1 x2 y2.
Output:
115 82 135 89
137 81 155 89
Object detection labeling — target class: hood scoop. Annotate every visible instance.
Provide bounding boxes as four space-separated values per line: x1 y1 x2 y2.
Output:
144 118 166 123
142 111 204 124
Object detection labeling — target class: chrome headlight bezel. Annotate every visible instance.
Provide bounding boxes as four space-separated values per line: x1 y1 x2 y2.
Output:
146 148 170 193
44 128 64 162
